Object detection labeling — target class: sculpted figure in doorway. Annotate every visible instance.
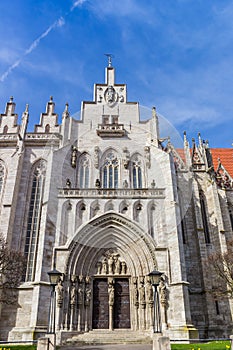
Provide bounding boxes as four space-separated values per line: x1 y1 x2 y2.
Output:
139 278 146 308
102 258 108 274
114 255 121 274
108 278 115 306
108 255 114 274
57 277 64 307
145 278 153 306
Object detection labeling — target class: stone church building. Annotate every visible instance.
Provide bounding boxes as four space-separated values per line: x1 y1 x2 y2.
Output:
0 63 233 343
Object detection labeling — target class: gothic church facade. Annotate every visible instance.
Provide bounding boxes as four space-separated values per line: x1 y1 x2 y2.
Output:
0 64 233 342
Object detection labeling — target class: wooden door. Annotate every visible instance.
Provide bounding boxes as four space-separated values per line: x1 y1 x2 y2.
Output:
92 278 109 329
114 278 130 328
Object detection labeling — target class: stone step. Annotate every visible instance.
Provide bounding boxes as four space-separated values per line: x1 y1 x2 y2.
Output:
65 330 152 345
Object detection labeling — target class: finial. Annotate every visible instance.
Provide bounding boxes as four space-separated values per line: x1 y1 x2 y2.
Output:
25 104 29 113
104 53 114 67
10 96 14 102
65 102 69 111
50 96 53 102
152 106 157 118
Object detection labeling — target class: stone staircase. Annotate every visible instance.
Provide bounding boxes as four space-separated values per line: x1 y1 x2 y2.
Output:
64 329 153 345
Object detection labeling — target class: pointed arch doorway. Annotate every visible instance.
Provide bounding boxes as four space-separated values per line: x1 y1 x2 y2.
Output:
56 212 158 332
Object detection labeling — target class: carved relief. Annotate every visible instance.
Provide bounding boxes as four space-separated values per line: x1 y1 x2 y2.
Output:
108 277 115 306
145 277 154 307
85 276 92 307
94 146 100 168
144 146 151 168
159 277 168 308
70 275 77 308
132 277 139 307
139 277 146 309
215 161 233 189
104 86 118 105
123 147 130 169
96 250 127 275
77 276 84 306
57 277 64 308
71 146 77 168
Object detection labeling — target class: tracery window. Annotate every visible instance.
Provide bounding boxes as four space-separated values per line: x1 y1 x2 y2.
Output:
0 161 5 197
79 155 90 188
131 155 142 189
24 160 46 282
199 191 210 244
229 209 233 231
102 151 119 189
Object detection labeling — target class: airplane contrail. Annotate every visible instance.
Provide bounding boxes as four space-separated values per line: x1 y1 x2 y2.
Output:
0 0 87 83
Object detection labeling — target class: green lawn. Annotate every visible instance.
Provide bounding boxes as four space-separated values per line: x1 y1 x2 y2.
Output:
0 345 36 350
171 340 231 350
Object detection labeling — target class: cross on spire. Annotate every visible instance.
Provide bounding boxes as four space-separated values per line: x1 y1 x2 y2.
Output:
104 53 114 67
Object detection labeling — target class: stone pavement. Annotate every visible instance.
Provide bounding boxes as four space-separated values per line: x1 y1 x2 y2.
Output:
60 344 152 350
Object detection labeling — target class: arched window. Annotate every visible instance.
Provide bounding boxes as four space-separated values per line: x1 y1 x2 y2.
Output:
24 160 46 282
0 161 5 197
133 201 142 222
3 125 8 134
199 191 210 244
229 209 233 231
79 154 90 188
131 154 143 189
45 124 50 133
102 151 119 188
148 203 156 237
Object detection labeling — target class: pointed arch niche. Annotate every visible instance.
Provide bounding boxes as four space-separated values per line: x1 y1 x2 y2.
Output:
78 153 90 189
24 159 46 282
55 213 158 332
56 212 157 279
130 153 145 189
0 160 6 201
100 148 119 189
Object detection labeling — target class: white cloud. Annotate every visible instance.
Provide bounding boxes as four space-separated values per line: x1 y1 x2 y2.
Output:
71 0 87 12
0 17 65 83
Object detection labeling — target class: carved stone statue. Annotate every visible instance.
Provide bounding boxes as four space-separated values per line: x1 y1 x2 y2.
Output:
139 279 146 307
78 283 84 305
108 279 115 306
114 256 121 274
159 278 168 307
71 146 77 168
102 258 108 275
145 278 153 305
144 146 151 168
132 278 139 307
70 277 76 307
97 261 102 274
57 278 64 307
85 286 92 307
66 178 71 188
94 146 99 168
121 261 126 275
108 255 114 274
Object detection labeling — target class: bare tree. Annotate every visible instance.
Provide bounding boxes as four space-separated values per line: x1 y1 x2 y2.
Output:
206 240 233 298
0 233 26 304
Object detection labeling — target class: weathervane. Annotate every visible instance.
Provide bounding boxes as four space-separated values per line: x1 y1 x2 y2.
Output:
104 53 114 67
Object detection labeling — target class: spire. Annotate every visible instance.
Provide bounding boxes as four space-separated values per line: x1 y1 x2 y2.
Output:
62 103 70 119
104 53 114 67
5 96 16 115
46 96 55 115
19 103 29 140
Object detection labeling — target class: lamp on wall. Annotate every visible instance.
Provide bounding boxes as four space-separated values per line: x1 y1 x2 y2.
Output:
47 268 62 334
148 269 163 333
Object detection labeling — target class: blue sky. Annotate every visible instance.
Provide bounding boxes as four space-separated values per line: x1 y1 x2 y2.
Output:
0 0 232 148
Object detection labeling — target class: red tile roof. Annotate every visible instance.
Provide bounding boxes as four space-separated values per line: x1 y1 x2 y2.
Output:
211 148 233 178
